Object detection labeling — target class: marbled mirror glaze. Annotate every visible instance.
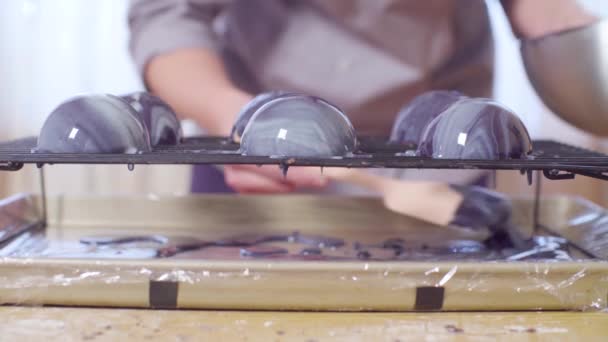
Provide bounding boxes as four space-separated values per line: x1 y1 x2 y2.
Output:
417 98 532 159
240 95 358 157
390 90 464 144
121 92 182 146
231 91 290 142
36 94 151 154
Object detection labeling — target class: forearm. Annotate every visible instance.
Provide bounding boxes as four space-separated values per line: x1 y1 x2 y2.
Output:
501 0 597 39
145 48 252 135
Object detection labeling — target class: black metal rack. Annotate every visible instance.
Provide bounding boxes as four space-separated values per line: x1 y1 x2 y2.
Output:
1 135 607 259
2 137 608 182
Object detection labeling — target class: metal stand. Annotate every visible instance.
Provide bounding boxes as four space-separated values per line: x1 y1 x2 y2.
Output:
532 170 542 234
38 166 47 228
529 170 598 258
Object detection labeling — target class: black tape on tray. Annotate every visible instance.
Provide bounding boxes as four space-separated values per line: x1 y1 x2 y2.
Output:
414 286 445 310
149 280 179 309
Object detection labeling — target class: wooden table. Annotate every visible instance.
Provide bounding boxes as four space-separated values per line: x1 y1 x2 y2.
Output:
0 307 606 341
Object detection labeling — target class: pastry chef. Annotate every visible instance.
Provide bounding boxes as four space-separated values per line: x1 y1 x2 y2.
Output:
128 0 595 194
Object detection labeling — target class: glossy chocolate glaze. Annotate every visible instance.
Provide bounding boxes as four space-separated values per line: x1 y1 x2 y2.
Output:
11 229 565 261
120 92 182 146
390 90 464 145
156 241 214 258
240 94 358 157
507 236 571 261
356 250 372 260
231 91 291 142
36 94 151 154
290 232 345 248
381 238 406 250
80 235 168 245
300 247 322 255
0 232 160 259
215 233 290 246
240 245 288 257
417 98 533 160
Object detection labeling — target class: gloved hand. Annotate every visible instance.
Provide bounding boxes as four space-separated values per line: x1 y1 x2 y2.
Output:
450 185 533 249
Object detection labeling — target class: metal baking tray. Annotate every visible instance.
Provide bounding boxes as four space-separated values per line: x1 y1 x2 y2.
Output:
2 137 608 180
0 193 606 311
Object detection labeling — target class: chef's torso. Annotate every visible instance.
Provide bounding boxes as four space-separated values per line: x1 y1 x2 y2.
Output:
220 0 494 136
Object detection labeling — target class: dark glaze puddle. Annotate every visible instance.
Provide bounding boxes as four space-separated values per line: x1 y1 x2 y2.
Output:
300 247 322 255
240 245 289 258
0 232 161 259
0 230 578 261
290 232 345 249
80 235 169 245
215 234 289 246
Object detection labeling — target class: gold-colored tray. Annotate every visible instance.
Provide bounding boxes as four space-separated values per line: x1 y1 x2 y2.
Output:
0 194 606 311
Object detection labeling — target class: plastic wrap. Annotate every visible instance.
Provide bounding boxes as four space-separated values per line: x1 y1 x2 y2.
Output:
0 194 606 311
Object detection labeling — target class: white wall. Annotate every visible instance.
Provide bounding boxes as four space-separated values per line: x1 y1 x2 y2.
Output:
0 0 141 134
0 0 190 196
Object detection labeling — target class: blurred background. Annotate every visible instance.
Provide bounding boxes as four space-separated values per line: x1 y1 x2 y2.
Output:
0 0 607 202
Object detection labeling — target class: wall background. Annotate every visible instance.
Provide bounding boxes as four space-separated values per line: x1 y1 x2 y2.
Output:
0 0 606 201
0 0 191 197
